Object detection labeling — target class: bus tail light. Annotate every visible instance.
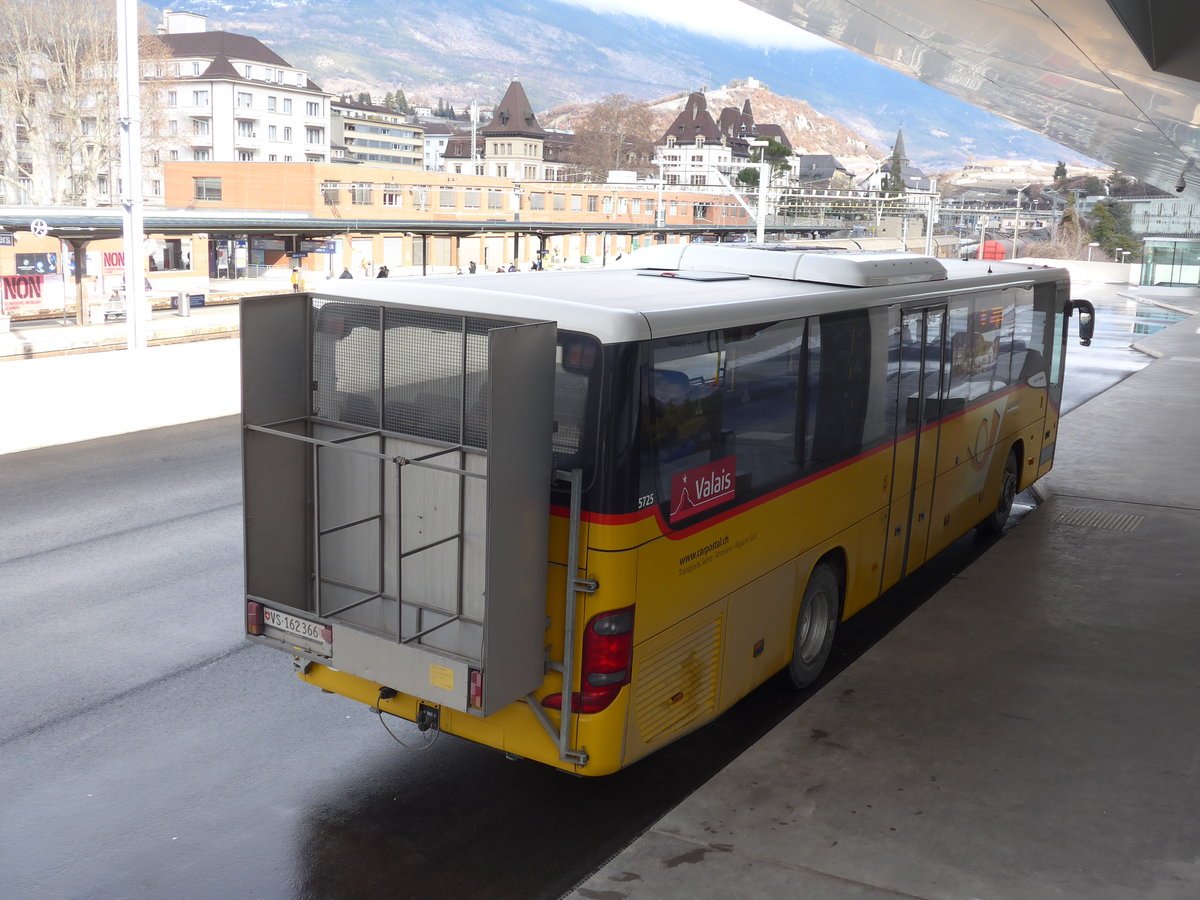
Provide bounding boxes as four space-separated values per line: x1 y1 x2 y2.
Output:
469 668 484 710
246 600 264 636
542 606 635 715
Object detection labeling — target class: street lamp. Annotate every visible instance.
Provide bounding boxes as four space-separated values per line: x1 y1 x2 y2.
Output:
1012 184 1030 259
748 139 770 244
656 161 666 228
1087 241 1100 261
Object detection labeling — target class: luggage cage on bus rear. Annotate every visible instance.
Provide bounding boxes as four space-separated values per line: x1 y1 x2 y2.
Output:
241 292 566 723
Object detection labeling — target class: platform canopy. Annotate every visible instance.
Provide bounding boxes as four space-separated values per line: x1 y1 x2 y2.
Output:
745 0 1200 199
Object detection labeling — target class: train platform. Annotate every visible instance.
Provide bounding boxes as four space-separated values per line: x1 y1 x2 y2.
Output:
0 297 244 362
570 298 1200 898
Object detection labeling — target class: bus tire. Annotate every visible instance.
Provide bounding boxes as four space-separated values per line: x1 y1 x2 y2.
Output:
787 561 840 690
978 449 1019 535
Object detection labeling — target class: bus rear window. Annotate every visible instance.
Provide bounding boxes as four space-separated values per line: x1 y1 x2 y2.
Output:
552 335 600 470
311 301 598 469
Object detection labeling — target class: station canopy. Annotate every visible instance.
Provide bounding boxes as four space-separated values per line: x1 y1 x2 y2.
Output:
745 0 1200 199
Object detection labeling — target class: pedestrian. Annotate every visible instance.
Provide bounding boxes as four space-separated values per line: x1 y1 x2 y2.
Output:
339 267 352 279
468 261 477 274
376 265 389 278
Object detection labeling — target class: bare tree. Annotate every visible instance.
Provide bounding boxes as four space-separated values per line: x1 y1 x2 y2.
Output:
1026 196 1090 259
0 0 166 206
566 94 656 181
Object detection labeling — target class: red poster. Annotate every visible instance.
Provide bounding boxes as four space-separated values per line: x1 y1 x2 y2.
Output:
670 456 736 523
1 274 47 315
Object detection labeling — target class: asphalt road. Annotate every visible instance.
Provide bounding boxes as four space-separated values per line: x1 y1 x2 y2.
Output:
0 285 1158 899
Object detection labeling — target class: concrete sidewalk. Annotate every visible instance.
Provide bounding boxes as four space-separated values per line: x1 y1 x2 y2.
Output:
569 306 1200 897
0 304 243 455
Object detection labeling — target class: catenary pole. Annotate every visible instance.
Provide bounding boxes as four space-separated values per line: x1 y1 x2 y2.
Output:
116 0 146 349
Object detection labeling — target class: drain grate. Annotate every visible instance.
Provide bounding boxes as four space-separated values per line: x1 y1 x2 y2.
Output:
1054 507 1143 532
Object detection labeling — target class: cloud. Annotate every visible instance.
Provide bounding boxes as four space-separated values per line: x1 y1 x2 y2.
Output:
551 0 835 51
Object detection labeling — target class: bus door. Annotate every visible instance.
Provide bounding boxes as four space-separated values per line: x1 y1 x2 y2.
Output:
883 305 947 586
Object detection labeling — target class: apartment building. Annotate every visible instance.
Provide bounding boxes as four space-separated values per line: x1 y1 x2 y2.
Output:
148 11 332 182
331 99 424 169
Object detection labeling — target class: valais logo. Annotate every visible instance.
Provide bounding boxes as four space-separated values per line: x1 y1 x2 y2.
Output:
670 456 737 523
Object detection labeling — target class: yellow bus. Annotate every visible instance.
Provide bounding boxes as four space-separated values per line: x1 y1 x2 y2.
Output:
241 245 1094 776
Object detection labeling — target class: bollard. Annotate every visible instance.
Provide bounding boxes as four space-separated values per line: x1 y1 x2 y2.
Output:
177 290 190 318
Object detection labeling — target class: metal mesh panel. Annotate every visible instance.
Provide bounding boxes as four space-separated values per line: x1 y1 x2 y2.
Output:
313 301 382 428
312 302 516 449
464 318 508 449
382 308 465 444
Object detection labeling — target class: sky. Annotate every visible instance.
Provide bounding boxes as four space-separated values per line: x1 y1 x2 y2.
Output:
553 0 837 51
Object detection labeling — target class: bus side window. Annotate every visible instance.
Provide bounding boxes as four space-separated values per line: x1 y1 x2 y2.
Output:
968 293 1014 401
722 318 806 495
945 300 972 406
1011 283 1057 388
647 336 725 512
1011 291 1034 381
807 310 875 472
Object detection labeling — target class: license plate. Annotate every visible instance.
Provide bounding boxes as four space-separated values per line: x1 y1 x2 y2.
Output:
262 607 332 654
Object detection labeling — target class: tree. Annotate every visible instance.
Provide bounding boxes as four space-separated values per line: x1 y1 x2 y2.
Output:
1027 194 1090 260
566 94 656 181
1054 160 1067 181
881 146 906 194
736 138 791 186
357 91 371 105
0 0 168 205
1089 201 1138 258
393 89 410 114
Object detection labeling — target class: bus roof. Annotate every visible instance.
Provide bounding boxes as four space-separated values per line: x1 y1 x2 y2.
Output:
311 247 1068 344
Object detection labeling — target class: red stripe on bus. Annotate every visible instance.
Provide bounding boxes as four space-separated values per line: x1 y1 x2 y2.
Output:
551 380 1045 534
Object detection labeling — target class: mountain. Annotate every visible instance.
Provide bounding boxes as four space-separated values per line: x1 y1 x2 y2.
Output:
146 0 1090 171
539 81 885 175
652 82 883 161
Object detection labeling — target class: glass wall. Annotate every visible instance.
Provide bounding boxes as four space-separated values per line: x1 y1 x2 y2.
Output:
1139 238 1200 288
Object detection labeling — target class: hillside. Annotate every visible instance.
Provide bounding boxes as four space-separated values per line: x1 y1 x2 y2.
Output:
145 0 1091 170
541 80 885 175
653 82 883 161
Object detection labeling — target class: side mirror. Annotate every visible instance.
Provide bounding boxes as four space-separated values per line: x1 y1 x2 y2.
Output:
1069 298 1096 346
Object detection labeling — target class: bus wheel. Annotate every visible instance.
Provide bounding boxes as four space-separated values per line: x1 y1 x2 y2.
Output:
787 562 839 689
978 449 1019 535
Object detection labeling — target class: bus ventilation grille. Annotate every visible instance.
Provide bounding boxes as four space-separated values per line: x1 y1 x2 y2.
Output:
1053 507 1143 533
633 615 722 744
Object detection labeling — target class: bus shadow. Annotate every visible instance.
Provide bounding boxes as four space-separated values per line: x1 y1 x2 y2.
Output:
292 499 1029 900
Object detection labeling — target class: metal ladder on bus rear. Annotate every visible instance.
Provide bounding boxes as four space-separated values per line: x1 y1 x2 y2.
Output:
524 468 595 768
